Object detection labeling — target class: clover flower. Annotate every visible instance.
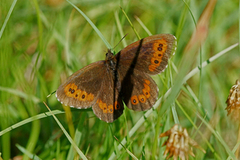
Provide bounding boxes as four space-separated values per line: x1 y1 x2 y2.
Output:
160 124 205 160
226 80 240 119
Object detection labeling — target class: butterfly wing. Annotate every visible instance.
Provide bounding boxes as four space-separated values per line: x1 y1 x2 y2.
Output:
116 34 177 75
56 60 124 123
56 61 106 109
56 34 176 121
114 34 176 111
117 65 158 111
91 70 124 123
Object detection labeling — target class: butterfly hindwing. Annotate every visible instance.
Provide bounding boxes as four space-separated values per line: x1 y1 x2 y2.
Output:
117 65 158 111
92 68 124 122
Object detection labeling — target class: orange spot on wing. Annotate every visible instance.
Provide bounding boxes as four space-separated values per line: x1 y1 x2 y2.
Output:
79 91 87 101
97 99 107 113
144 79 150 85
148 64 157 72
74 90 80 98
153 52 163 58
97 99 103 108
64 83 94 102
131 95 139 105
114 101 121 110
87 93 94 101
97 99 116 113
64 83 78 98
143 83 150 91
142 88 151 98
102 104 108 113
153 39 167 54
138 94 146 103
150 57 161 66
108 105 114 113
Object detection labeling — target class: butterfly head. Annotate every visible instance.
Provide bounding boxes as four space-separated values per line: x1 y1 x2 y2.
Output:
105 49 115 61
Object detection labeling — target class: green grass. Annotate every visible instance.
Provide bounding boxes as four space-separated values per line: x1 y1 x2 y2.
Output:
0 0 239 159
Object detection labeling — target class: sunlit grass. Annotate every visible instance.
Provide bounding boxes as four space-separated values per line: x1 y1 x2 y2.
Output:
0 0 239 160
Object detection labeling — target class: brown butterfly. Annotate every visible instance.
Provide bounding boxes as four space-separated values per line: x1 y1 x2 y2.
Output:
56 34 177 123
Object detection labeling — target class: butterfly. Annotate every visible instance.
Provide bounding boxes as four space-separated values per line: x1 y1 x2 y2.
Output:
56 34 177 123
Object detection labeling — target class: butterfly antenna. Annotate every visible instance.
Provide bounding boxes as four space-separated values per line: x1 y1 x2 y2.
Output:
112 34 128 50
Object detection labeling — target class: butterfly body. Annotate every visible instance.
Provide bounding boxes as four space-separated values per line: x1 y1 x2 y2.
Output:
56 34 177 122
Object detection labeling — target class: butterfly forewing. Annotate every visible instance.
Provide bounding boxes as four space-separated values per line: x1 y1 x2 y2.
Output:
116 34 177 75
56 61 105 109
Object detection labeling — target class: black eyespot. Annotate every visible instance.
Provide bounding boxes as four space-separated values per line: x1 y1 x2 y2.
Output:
71 89 75 94
82 94 85 99
154 60 159 64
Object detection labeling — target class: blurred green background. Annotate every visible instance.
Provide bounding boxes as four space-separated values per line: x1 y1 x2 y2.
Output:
0 0 239 159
